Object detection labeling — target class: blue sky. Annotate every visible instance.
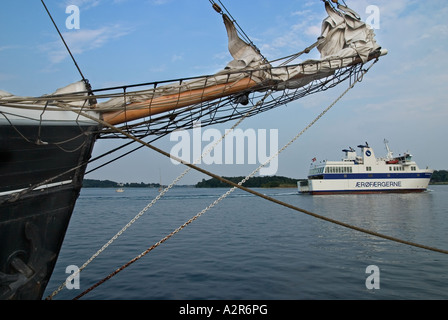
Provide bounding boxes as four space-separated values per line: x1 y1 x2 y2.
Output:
1 0 447 185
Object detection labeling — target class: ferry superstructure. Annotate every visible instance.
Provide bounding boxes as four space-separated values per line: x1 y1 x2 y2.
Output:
298 141 433 195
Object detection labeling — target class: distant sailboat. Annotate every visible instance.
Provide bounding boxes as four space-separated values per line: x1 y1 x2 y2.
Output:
116 183 124 193
159 169 163 192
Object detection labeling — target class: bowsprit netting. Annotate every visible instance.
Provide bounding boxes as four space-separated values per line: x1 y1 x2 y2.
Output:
97 57 374 140
92 0 387 138
1 0 387 143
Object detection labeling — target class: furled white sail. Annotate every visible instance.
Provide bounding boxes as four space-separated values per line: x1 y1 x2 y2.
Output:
318 2 380 63
98 2 386 125
1 1 386 127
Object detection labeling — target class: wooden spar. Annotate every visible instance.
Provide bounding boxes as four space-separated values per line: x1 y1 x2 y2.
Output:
101 77 257 125
101 49 387 126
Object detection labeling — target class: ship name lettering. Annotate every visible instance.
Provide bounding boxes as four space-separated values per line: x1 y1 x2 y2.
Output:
355 181 402 188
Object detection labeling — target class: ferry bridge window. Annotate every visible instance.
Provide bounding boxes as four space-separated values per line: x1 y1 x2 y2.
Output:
326 166 353 173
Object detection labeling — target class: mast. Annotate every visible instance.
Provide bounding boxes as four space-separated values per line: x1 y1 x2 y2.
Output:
384 139 393 159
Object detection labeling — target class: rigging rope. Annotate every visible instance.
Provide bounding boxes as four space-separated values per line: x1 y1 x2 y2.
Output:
4 54 352 204
40 0 95 104
47 88 274 299
11 0 439 300
43 59 448 300
40 0 85 82
33 1 443 300
208 0 265 60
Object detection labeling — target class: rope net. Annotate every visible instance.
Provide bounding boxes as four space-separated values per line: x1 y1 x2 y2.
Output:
97 54 376 140
1 0 386 142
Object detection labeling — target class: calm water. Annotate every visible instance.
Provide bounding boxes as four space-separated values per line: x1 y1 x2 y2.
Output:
44 185 448 300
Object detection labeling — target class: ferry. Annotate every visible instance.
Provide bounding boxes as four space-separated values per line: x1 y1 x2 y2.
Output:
298 140 433 195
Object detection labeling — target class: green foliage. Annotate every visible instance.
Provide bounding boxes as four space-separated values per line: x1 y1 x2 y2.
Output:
430 170 448 184
83 170 448 189
195 176 299 188
83 179 160 188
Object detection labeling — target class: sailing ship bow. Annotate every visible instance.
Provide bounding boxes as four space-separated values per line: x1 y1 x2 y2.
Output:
1 1 386 138
96 1 386 134
0 0 386 300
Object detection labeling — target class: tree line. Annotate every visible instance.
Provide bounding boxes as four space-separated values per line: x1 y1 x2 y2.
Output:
431 170 448 184
195 176 299 188
83 170 448 188
83 179 161 188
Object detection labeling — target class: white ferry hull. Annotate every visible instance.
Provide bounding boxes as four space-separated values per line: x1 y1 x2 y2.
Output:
298 141 433 195
303 176 432 195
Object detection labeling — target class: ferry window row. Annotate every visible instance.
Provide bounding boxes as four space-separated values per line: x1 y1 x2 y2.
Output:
389 166 417 171
314 165 418 175
309 167 325 175
325 167 353 173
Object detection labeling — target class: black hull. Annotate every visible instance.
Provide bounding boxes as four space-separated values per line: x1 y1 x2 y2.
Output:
0 123 99 299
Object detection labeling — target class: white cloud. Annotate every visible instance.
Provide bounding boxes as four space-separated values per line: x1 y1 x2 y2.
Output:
171 54 184 62
258 4 325 61
62 0 101 9
61 0 131 10
0 45 19 52
42 24 132 64
305 25 321 37
58 0 101 12
149 0 172 5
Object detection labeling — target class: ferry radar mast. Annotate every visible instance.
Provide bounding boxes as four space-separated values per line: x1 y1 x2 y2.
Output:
384 139 394 160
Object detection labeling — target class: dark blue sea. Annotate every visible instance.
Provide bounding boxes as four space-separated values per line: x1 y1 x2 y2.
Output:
44 185 448 301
